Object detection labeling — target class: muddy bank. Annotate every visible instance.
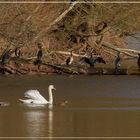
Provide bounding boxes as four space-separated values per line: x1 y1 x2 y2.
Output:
0 58 140 75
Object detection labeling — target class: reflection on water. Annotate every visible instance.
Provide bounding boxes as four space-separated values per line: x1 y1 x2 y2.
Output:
1 75 140 137
48 106 53 139
23 104 53 138
95 107 140 110
25 110 45 137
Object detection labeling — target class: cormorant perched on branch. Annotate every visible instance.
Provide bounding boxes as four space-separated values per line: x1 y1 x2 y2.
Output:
66 51 74 66
94 56 106 64
34 43 43 68
81 53 95 67
1 49 12 65
115 52 121 74
80 53 106 68
37 43 43 60
137 53 140 70
15 47 21 58
70 0 76 3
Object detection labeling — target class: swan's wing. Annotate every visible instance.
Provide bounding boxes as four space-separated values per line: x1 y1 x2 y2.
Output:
24 90 47 102
19 99 34 104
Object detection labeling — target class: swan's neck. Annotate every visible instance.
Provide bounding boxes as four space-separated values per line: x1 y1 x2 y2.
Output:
48 87 53 104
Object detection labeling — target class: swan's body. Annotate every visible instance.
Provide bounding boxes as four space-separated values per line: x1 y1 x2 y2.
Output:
19 85 55 105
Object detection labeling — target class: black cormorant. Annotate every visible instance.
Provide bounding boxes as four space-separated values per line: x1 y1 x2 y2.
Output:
15 47 21 58
137 53 140 70
94 56 106 64
70 0 76 3
1 49 12 65
37 44 43 60
81 53 95 67
66 51 74 66
34 43 43 67
80 53 106 68
115 52 121 74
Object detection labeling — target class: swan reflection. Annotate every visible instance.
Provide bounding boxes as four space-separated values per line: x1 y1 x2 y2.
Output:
24 105 53 138
48 105 53 139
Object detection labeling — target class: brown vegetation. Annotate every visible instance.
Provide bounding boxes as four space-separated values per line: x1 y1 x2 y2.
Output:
0 1 140 75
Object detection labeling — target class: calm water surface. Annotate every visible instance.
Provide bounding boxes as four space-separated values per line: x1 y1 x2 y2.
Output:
0 75 140 138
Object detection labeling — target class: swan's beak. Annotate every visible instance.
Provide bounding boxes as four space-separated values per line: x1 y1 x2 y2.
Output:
53 87 56 90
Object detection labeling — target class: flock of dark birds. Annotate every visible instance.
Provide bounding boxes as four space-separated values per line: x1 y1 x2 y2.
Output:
0 0 137 75
0 42 140 74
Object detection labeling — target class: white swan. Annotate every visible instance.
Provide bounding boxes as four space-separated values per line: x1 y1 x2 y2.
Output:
19 85 56 105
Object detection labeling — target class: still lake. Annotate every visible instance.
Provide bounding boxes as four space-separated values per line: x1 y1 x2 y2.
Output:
0 75 140 138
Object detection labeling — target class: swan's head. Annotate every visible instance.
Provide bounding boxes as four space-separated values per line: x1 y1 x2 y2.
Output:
49 85 56 90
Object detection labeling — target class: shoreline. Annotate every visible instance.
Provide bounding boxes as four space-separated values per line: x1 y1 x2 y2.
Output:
0 64 140 75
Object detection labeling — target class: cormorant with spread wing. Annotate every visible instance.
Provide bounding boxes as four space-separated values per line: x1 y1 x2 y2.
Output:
80 53 106 68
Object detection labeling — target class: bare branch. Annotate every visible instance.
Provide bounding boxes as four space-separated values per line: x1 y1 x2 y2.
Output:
33 2 77 42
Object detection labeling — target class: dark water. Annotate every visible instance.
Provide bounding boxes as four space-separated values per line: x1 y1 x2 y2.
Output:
0 75 140 138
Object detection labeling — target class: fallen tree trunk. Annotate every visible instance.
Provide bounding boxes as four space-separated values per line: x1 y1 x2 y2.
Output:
55 50 101 58
0 65 27 75
118 48 140 54
102 42 138 58
43 63 79 74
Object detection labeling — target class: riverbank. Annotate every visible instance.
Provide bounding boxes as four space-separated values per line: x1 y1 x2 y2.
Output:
0 58 140 75
0 3 139 76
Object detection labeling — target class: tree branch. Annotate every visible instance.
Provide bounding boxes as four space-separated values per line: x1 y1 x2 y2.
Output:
32 2 77 42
